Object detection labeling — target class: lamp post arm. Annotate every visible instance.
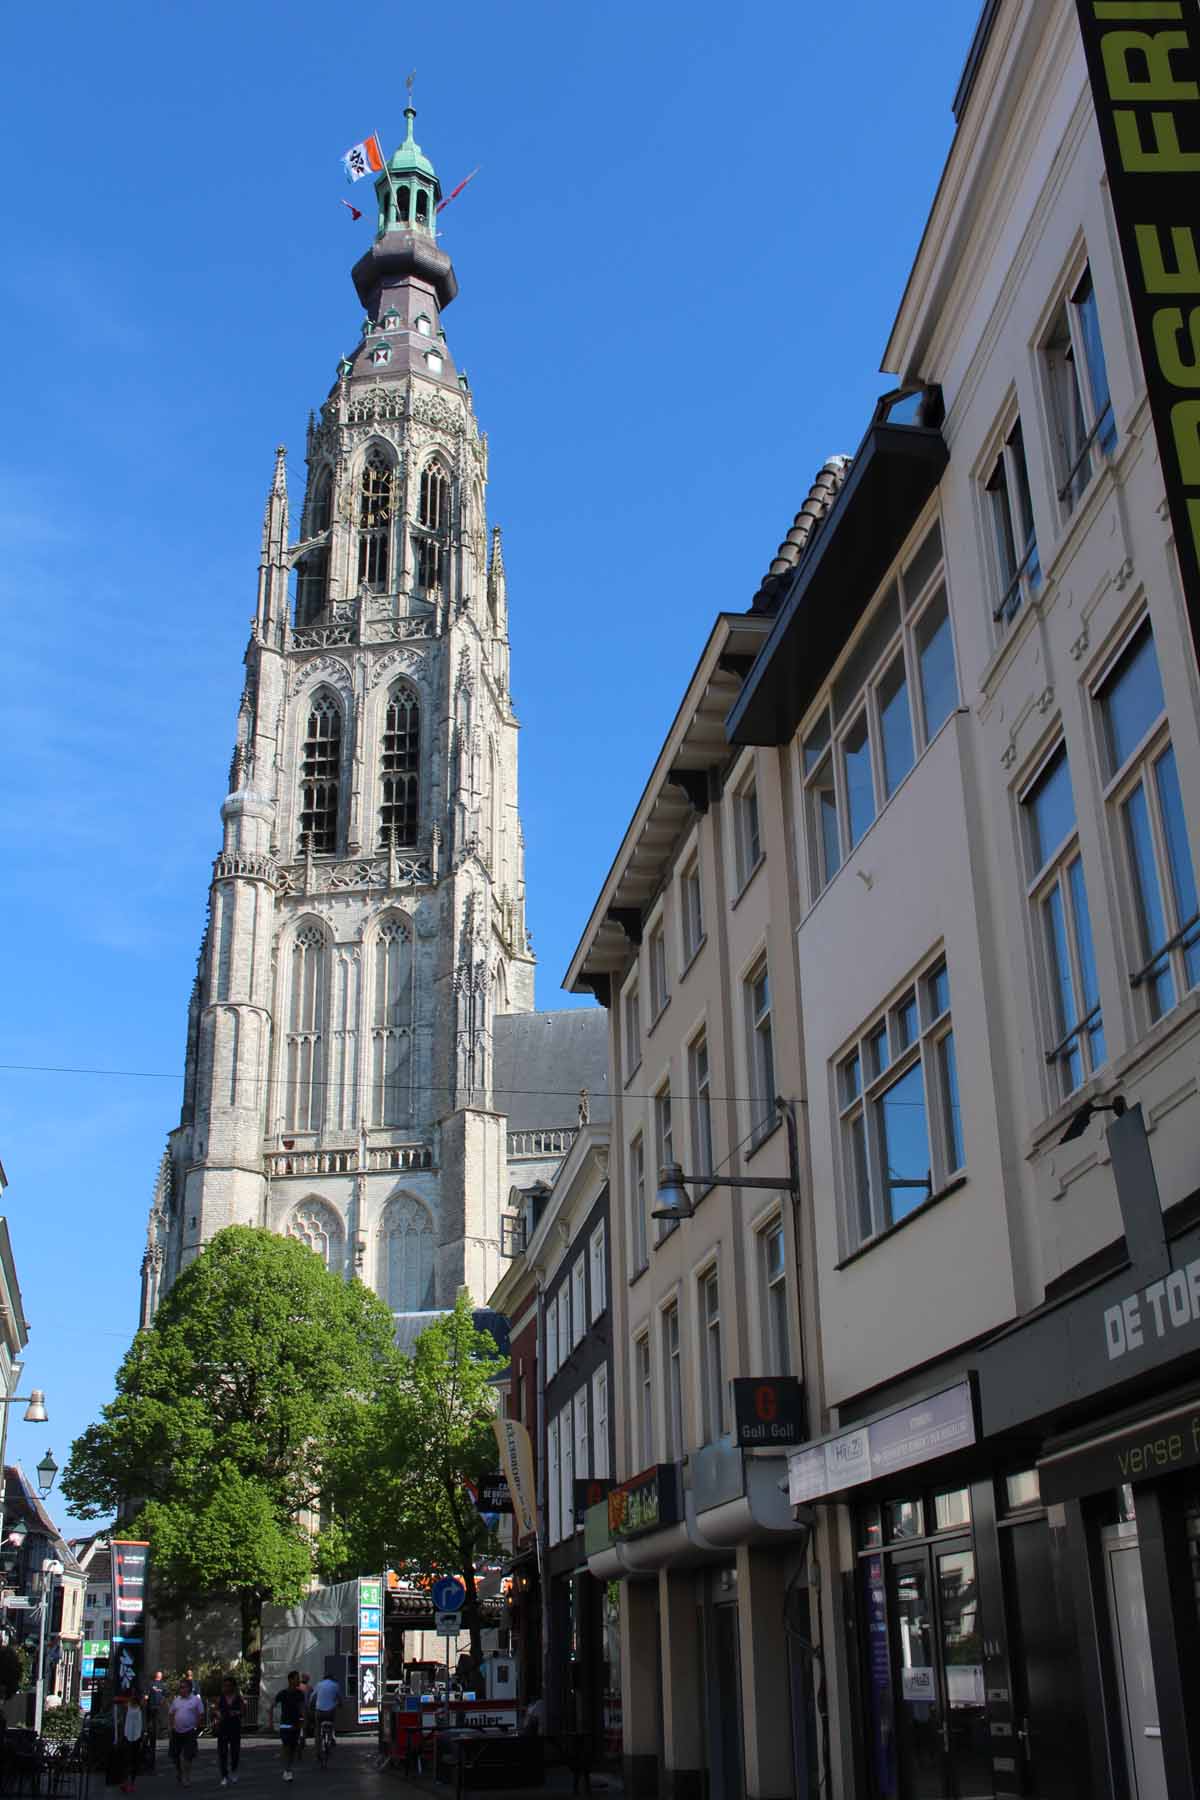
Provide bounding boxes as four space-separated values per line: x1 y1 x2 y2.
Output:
675 1172 800 1195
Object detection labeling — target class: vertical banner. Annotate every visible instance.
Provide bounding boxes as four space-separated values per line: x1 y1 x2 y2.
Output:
1073 2 1200 664
110 1540 150 1695
492 1418 539 1540
357 1575 382 1725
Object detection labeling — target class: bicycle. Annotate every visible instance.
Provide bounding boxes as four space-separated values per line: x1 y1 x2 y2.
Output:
316 1718 336 1770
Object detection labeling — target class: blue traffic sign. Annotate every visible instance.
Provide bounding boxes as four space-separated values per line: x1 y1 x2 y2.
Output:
431 1576 467 1612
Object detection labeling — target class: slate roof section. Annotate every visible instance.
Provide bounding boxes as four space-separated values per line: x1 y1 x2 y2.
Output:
749 455 852 614
493 1008 610 1135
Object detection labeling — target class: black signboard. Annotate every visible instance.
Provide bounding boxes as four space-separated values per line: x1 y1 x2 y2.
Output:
477 1473 514 1514
110 1539 150 1695
1039 1390 1200 1503
573 1476 612 1529
733 1377 806 1447
607 1464 680 1539
1074 1 1200 671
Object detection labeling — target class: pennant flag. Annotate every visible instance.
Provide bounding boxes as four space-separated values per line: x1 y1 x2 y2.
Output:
341 200 363 221
342 135 384 184
437 167 480 215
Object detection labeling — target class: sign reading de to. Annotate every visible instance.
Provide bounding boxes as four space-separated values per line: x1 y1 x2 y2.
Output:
1103 1255 1200 1359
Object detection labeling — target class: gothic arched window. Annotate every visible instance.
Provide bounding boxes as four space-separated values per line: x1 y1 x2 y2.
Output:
298 690 341 853
288 1198 344 1272
484 739 498 869
379 683 419 849
413 464 448 594
415 189 430 225
379 1195 435 1311
371 916 413 1126
284 925 328 1131
395 184 411 224
358 448 393 592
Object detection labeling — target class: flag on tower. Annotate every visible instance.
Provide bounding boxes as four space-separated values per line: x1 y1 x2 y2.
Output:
437 167 480 215
342 135 384 183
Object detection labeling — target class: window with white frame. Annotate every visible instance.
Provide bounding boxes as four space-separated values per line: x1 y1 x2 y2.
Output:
625 983 641 1076
1021 745 1106 1100
655 1082 674 1239
545 1294 559 1380
838 956 964 1252
574 1387 589 1483
761 1219 789 1372
557 1283 571 1368
746 959 776 1146
589 1222 606 1322
733 769 763 889
1096 619 1200 1024
984 416 1041 630
635 1333 653 1469
680 856 704 963
1042 263 1117 514
663 1301 683 1460
648 922 669 1019
571 1256 586 1347
592 1365 610 1478
629 1134 648 1272
699 1267 725 1443
547 1414 561 1544
558 1400 574 1541
690 1030 714 1179
800 521 956 900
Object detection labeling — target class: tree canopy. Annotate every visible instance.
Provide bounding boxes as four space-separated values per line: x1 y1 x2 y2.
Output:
62 1225 401 1668
321 1293 507 1659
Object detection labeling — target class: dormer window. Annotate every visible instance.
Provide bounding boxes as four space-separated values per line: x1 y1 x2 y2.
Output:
424 350 443 375
371 345 391 366
382 312 401 332
415 314 432 337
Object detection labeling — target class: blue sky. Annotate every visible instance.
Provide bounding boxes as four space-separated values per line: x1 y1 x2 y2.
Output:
1 0 978 1521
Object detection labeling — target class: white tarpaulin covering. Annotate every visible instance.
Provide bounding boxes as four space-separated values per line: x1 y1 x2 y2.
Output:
260 1579 359 1702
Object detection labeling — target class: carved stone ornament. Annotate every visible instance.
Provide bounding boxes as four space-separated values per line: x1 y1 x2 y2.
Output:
275 855 432 895
411 392 466 436
288 654 354 699
369 645 428 689
348 386 407 426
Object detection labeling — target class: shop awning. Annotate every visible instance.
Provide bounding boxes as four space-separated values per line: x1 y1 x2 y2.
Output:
728 388 948 748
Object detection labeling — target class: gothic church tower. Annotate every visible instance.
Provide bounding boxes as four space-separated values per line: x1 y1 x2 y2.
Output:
142 109 546 1326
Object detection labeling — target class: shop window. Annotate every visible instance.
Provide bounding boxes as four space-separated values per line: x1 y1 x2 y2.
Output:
885 1497 924 1541
1021 743 1105 1101
1003 1469 1041 1511
934 1488 971 1531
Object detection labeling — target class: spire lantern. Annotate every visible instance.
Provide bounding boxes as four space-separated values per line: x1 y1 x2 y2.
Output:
375 106 442 239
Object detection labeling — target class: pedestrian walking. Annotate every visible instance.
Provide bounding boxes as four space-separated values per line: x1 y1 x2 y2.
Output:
270 1671 307 1783
119 1688 145 1793
296 1675 313 1760
167 1678 205 1787
214 1678 243 1789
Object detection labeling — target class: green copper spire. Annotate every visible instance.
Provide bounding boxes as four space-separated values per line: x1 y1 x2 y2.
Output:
375 106 442 238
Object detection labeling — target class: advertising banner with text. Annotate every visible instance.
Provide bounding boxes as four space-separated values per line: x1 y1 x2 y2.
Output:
110 1540 150 1696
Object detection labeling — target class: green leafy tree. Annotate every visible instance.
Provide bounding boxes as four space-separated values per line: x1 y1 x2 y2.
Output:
321 1293 507 1663
62 1226 400 1678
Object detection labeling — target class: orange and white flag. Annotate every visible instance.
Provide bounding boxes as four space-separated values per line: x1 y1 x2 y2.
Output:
342 135 384 184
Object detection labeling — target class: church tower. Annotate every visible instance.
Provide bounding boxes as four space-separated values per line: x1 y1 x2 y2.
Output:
143 108 552 1323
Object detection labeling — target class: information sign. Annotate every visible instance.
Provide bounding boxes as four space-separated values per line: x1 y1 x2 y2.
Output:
733 1377 806 1447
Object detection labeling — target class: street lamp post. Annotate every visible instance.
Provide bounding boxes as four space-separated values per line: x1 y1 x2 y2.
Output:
651 1095 801 1221
34 1556 63 1737
0 1386 49 1550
